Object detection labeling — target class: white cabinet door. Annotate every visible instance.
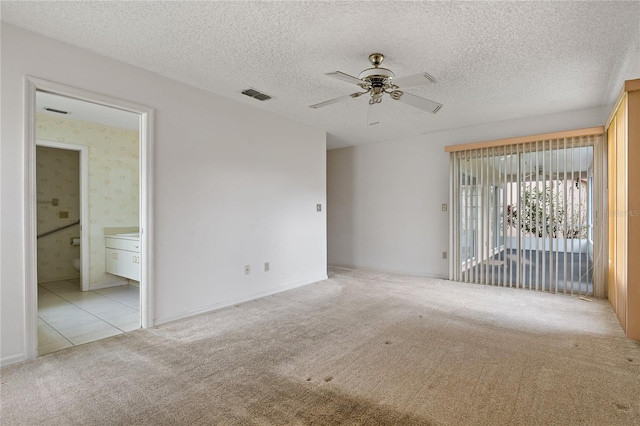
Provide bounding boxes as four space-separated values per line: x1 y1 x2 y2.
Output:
105 248 119 275
120 252 140 281
106 248 139 281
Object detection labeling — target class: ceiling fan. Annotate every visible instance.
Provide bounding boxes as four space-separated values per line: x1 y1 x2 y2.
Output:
309 53 442 126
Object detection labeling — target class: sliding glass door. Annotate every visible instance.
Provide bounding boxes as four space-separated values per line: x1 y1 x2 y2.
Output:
450 135 601 296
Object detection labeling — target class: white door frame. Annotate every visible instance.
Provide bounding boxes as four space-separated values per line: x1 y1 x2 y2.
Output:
36 140 90 292
24 77 155 359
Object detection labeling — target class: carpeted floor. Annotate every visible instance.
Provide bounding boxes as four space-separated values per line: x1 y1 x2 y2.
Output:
2 267 639 425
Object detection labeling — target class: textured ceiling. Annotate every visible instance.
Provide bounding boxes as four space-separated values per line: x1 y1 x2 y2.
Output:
3 1 639 149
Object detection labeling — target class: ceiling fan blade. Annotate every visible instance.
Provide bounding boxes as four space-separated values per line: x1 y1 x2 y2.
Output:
326 71 365 86
367 103 382 126
391 72 437 88
391 91 442 114
309 92 365 109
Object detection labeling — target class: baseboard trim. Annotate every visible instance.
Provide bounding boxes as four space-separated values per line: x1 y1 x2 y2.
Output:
327 264 448 280
154 274 328 326
90 279 128 290
38 274 80 284
1 353 26 368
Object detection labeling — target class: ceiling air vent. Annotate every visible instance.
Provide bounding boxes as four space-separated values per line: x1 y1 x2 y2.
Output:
242 88 272 101
43 107 70 115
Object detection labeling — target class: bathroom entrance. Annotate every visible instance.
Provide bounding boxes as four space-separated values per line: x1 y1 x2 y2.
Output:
34 90 144 355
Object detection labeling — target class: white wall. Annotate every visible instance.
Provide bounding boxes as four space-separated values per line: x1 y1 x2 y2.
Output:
1 24 327 365
327 106 606 278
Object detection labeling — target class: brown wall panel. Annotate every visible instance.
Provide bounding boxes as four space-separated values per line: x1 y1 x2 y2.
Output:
606 79 640 341
626 90 640 340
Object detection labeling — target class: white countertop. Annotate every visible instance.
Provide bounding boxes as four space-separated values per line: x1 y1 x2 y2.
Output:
108 233 140 241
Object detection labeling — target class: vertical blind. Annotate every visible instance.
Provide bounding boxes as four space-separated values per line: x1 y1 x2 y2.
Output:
449 134 605 297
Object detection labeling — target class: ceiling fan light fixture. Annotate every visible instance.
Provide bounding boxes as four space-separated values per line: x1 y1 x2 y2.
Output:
369 90 384 104
390 90 403 100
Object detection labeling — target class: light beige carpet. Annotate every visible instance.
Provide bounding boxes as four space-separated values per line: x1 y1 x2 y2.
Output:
2 267 639 425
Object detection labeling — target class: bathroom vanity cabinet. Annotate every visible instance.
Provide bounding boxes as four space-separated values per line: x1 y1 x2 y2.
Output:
105 235 140 281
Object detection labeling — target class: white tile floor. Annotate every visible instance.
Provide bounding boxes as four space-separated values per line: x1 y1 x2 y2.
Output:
38 279 140 356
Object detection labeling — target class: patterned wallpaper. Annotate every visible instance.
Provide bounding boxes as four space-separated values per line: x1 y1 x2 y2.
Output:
36 112 139 288
36 147 81 282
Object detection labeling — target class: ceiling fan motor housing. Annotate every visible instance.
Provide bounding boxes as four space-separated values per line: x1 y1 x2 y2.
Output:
358 67 395 88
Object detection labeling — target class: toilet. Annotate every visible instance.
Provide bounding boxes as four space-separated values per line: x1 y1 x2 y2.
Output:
71 237 81 272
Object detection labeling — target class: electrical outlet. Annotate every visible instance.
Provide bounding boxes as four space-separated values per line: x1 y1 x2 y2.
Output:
264 262 270 272
316 204 322 212
59 211 69 218
244 265 250 275
442 251 448 260
442 204 448 212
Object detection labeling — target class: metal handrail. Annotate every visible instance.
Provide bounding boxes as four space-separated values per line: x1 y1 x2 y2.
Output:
37 220 80 239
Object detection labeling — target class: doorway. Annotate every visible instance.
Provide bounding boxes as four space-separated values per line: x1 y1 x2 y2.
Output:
25 78 154 359
450 131 604 297
36 141 89 291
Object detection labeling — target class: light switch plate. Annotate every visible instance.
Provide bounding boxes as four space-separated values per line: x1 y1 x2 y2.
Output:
441 204 448 212
316 204 322 212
